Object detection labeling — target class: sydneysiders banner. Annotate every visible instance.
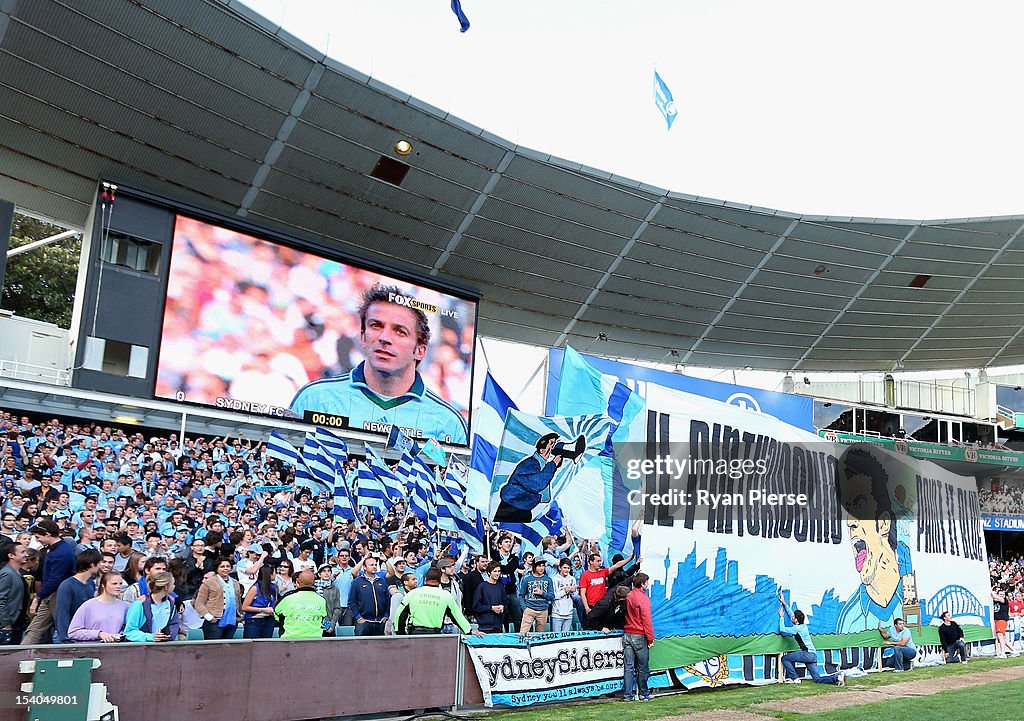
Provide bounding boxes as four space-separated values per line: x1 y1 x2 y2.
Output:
463 632 626 707
155 215 477 445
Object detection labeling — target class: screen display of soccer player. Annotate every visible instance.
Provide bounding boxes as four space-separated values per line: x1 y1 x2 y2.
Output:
155 215 477 445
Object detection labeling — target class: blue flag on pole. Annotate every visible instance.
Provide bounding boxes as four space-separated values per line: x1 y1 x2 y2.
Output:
387 425 418 456
654 69 678 130
451 0 470 32
397 450 437 531
467 373 516 510
555 346 645 555
436 461 483 553
359 444 405 513
420 437 447 467
266 432 299 466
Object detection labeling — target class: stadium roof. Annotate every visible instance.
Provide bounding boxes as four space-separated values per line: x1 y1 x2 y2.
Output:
2 0 1023 373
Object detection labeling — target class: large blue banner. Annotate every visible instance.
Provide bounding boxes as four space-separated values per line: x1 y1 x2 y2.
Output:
546 349 813 432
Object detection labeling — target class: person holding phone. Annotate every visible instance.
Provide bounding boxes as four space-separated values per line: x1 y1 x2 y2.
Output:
67 572 129 642
124 571 179 642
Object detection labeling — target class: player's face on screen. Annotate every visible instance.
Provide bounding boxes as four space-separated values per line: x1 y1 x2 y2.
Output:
361 301 427 377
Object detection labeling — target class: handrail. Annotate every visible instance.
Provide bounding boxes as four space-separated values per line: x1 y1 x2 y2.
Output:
0 359 71 386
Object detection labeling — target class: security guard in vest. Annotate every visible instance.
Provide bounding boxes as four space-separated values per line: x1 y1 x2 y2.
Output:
396 567 484 636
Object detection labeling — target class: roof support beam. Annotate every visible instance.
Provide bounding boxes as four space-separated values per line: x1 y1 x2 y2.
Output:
791 223 919 371
681 219 799 363
237 62 325 216
898 220 1024 367
430 149 514 276
553 191 668 348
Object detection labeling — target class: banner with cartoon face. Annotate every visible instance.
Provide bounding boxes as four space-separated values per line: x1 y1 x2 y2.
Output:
617 383 991 669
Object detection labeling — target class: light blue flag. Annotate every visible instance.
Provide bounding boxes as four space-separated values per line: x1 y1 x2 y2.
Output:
488 409 611 524
467 373 516 510
555 346 645 555
420 437 447 467
266 432 299 466
654 69 678 130
397 450 437 531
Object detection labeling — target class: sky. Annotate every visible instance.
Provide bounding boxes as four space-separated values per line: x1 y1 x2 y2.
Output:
245 0 1024 220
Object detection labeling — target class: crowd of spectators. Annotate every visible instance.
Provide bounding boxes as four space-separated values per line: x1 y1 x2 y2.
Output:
0 408 644 645
980 483 1024 515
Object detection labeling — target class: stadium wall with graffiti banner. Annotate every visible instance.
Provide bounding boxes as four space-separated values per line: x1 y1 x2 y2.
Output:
549 348 993 674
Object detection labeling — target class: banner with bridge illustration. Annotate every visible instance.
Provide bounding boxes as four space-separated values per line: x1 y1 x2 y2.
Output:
549 350 993 673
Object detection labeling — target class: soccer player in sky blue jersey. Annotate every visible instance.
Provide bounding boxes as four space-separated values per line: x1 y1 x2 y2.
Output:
289 284 469 445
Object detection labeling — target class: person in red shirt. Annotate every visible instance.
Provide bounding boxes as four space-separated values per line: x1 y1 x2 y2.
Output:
622 573 654 702
1010 592 1024 649
579 549 634 615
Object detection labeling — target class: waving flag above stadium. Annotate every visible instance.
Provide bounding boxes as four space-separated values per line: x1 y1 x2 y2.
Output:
450 0 470 32
654 69 678 130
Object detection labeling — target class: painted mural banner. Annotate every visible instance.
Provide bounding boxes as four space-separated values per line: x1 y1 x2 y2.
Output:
551 349 993 672
463 632 627 707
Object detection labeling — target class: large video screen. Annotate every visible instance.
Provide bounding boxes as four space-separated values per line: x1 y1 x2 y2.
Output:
155 215 476 445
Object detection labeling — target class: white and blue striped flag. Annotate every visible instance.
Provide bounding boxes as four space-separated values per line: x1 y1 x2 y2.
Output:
299 429 356 521
266 431 300 466
508 503 564 555
436 455 483 552
467 372 515 510
397 449 437 531
357 444 405 515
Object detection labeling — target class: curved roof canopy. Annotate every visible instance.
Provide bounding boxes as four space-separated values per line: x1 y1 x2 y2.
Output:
1 0 1023 372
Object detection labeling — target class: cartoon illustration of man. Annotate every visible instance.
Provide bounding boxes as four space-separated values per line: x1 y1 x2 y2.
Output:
836 446 913 633
289 284 469 444
492 433 585 523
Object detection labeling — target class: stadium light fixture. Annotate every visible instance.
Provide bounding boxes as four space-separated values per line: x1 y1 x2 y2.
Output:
394 140 412 156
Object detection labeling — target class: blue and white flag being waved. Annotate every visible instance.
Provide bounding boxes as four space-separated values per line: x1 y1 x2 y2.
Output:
467 373 516 510
359 444 405 513
397 449 437 531
266 432 299 466
387 424 418 456
436 459 483 552
555 347 645 554
654 69 678 130
488 410 611 524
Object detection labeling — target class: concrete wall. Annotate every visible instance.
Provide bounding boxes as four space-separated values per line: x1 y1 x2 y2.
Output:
0 636 474 721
